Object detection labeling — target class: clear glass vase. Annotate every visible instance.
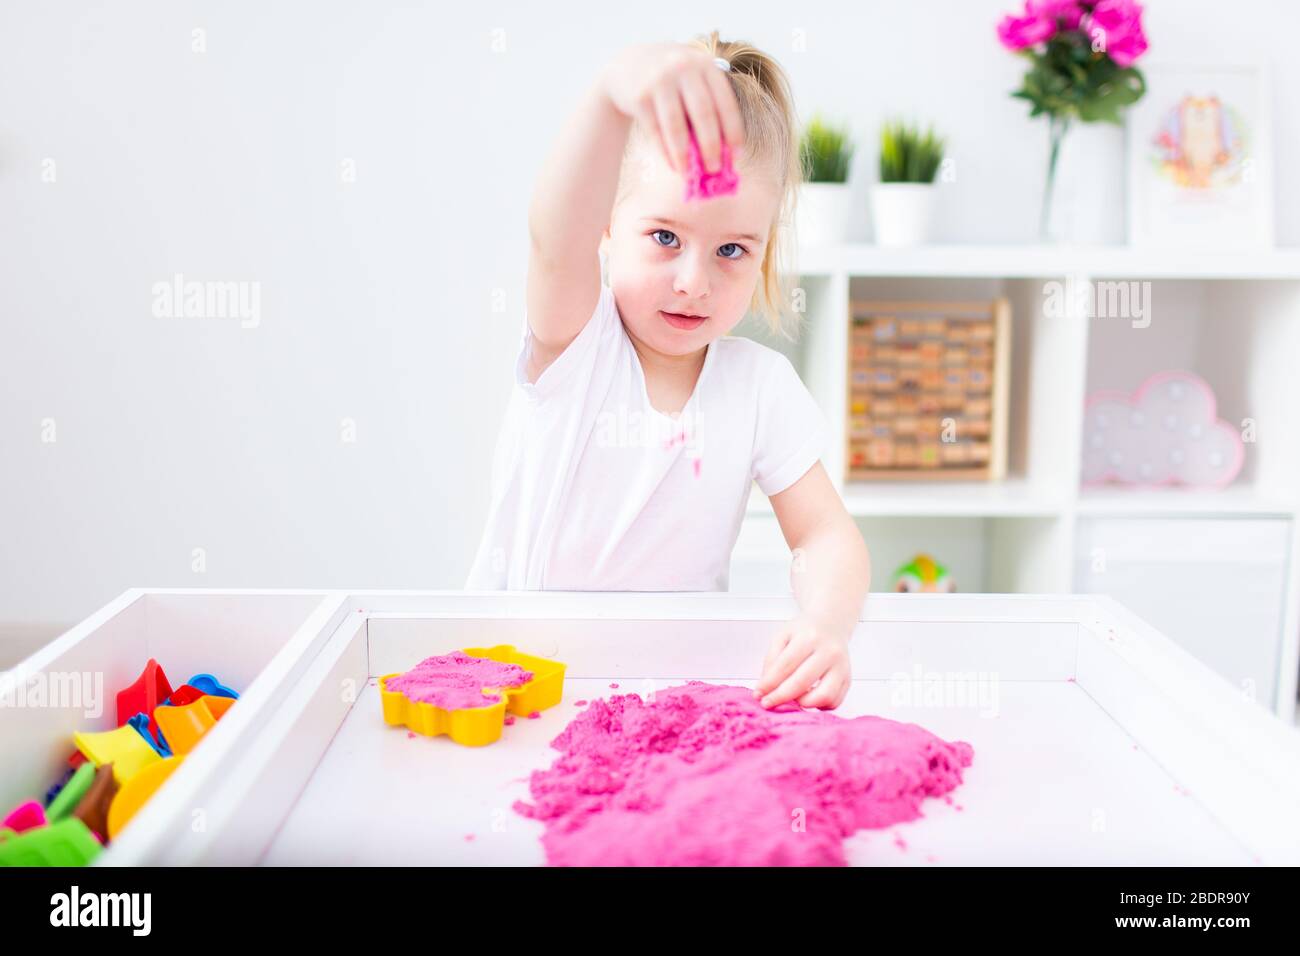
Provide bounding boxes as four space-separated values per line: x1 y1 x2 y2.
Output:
1039 114 1071 243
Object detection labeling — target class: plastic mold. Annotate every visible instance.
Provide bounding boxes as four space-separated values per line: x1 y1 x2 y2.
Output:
0 817 102 866
186 673 238 699
1 800 46 834
378 645 566 747
46 763 96 822
107 756 185 840
116 658 174 737
153 695 235 755
165 684 208 707
74 725 162 785
127 711 172 757
71 764 117 838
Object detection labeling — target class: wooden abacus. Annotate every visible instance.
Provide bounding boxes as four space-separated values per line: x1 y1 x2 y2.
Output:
846 298 1010 481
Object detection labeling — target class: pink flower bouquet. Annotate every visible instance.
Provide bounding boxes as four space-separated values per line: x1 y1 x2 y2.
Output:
996 0 1150 237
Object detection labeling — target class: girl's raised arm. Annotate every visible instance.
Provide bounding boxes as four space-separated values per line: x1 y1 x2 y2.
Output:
524 83 629 376
524 43 744 381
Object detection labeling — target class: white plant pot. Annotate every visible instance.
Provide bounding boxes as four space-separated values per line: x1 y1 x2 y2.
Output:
869 182 938 247
796 182 852 247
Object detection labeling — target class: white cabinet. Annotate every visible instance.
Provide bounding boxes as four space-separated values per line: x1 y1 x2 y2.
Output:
1074 517 1291 711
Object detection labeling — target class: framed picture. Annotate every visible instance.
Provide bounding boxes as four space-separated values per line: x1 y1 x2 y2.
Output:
1125 64 1274 249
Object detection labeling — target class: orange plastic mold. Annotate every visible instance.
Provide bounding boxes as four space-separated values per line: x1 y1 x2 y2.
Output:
153 694 235 755
378 644 566 747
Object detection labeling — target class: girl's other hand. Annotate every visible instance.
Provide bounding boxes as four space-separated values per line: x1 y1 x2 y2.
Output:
599 42 746 176
754 613 852 710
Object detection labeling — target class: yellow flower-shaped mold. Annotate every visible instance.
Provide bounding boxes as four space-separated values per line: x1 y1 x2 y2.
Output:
378 644 566 747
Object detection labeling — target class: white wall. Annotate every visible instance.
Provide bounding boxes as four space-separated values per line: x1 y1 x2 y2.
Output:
2 0 1297 628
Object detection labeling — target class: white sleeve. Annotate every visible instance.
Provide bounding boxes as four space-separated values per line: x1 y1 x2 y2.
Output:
513 283 617 400
751 353 830 496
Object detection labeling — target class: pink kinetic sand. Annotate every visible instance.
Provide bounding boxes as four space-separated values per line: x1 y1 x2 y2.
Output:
512 682 973 866
683 121 739 201
384 651 534 710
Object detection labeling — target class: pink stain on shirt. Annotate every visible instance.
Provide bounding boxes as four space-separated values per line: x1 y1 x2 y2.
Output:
609 683 620 689
683 122 740 201
512 682 973 866
384 651 534 710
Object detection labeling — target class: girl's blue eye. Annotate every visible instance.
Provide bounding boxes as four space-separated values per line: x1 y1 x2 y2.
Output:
651 229 746 261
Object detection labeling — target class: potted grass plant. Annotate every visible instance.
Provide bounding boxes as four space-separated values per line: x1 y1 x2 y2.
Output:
797 115 855 246
870 119 946 246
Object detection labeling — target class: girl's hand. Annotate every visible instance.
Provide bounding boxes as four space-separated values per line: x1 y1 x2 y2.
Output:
599 42 746 176
754 613 852 710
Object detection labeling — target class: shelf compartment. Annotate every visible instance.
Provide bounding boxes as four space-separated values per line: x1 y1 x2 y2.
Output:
1074 516 1292 712
1082 278 1300 500
731 512 1070 595
845 298 1011 483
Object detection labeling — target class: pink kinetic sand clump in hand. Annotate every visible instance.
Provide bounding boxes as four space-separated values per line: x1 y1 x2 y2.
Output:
683 121 739 201
384 651 533 710
512 682 974 866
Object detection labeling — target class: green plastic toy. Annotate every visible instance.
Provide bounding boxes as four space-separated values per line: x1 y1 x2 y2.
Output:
891 554 956 593
46 762 96 822
0 817 102 867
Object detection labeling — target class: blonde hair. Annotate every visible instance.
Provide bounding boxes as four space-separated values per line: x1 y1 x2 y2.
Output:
614 30 808 342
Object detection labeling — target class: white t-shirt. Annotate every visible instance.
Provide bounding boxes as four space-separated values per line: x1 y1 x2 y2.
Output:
464 281 829 591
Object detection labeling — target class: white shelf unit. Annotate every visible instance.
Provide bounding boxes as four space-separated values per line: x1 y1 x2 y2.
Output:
732 243 1300 724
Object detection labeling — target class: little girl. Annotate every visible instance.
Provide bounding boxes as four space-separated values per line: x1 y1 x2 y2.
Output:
466 32 871 710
